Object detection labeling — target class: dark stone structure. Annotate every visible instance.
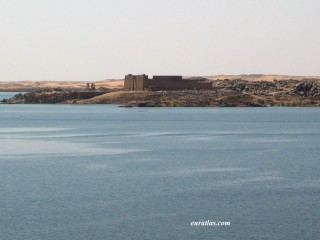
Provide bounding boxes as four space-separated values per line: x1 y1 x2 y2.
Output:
124 74 148 91
86 83 96 91
124 74 213 91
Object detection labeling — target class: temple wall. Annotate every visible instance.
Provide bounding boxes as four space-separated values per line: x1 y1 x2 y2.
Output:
124 75 148 90
146 78 212 90
124 74 213 91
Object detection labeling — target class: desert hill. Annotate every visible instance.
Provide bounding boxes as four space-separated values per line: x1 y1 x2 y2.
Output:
4 78 320 107
204 74 320 81
1 75 320 92
0 79 123 92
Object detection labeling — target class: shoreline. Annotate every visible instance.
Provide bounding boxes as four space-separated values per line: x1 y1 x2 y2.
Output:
2 79 320 107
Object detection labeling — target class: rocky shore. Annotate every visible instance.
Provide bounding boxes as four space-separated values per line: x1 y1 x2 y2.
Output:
1 88 110 104
2 79 320 107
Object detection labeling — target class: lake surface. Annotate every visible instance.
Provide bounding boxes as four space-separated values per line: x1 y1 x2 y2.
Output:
0 92 21 101
0 101 319 239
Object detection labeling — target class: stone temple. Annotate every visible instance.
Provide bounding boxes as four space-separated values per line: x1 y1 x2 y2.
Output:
124 74 213 91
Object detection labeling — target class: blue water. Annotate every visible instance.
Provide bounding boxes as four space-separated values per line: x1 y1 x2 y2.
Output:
0 92 25 102
0 99 319 239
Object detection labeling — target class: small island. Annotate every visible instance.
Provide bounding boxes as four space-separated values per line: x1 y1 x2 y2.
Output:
2 74 320 107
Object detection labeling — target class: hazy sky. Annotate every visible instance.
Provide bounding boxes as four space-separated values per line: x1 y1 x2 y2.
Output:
0 0 319 81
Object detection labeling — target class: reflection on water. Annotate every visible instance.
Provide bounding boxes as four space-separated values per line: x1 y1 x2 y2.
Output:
0 138 146 156
0 105 319 240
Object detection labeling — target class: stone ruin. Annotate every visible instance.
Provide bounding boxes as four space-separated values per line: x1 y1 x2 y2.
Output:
124 74 213 91
86 83 96 91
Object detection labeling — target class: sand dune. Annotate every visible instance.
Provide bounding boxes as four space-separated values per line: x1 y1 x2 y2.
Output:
1 75 320 91
0 79 124 91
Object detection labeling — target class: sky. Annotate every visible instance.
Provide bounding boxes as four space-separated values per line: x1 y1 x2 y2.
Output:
0 0 319 81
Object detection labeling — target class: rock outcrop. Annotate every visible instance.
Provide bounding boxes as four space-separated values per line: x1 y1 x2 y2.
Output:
292 81 319 97
2 88 109 104
2 79 320 107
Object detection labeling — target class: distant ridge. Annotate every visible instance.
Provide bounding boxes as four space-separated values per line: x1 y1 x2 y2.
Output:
203 74 320 81
0 79 123 92
1 75 320 91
